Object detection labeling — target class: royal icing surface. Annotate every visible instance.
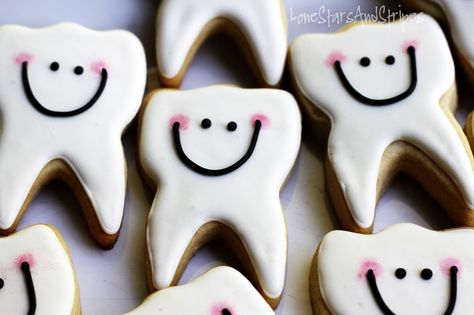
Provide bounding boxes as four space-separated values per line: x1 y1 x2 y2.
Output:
123 266 274 315
428 0 474 64
139 86 301 299
156 0 287 86
0 23 147 235
0 225 77 315
290 15 474 228
317 223 474 314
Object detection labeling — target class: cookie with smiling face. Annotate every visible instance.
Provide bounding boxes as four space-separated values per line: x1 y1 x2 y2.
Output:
155 0 288 88
0 23 147 248
311 223 473 315
289 15 474 233
138 86 301 307
123 266 274 315
0 224 80 315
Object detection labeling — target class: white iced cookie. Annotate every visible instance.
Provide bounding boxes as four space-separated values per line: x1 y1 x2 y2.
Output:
0 225 79 315
290 15 474 232
139 86 301 307
155 0 288 87
0 23 147 248
123 266 274 315
312 223 473 315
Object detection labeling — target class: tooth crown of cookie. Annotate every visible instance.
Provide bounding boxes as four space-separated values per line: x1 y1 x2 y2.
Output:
123 266 275 315
290 15 474 228
317 223 474 314
429 0 474 62
156 0 287 86
0 23 147 235
0 225 76 314
140 86 301 299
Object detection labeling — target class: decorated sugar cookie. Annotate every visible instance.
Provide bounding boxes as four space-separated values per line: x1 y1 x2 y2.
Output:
312 223 473 315
290 15 474 232
155 0 288 87
138 86 301 307
123 266 274 315
0 224 80 315
0 23 147 248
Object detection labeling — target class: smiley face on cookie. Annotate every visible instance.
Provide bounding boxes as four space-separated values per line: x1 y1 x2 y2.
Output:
290 15 474 232
314 224 474 314
0 23 147 247
0 225 79 314
139 86 301 306
17 51 108 117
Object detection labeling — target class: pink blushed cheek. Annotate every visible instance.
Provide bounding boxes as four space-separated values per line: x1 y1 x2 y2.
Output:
91 60 107 76
358 259 382 279
325 50 347 66
402 39 419 52
15 52 33 65
441 258 462 277
211 303 235 315
15 253 35 269
250 114 270 129
169 114 189 130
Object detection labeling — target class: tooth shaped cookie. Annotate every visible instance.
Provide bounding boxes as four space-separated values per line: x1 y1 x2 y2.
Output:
0 23 147 248
138 86 301 307
155 0 288 87
290 15 474 232
312 223 474 315
123 266 274 315
0 224 79 315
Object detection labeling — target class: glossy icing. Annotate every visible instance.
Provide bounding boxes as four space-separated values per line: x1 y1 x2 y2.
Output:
139 86 301 300
0 23 147 236
316 223 474 314
123 266 274 315
156 0 287 86
290 15 474 228
0 225 77 314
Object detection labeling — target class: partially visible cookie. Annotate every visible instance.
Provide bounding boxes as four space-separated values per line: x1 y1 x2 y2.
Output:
0 23 147 248
312 223 471 314
289 14 474 233
138 86 301 307
123 266 274 315
155 0 288 87
0 224 80 314
405 0 474 85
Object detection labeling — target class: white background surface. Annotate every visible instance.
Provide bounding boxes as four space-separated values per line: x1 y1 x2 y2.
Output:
1 0 473 314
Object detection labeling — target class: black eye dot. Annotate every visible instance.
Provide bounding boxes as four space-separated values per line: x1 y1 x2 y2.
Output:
74 66 84 75
221 309 232 315
50 62 60 71
395 268 407 279
201 118 212 129
0 278 3 289
227 121 237 132
385 55 396 65
360 57 371 67
420 268 433 280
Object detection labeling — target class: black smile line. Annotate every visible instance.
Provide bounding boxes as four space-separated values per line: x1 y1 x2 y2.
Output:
334 46 417 106
20 262 37 315
366 266 458 315
172 120 262 176
21 61 108 117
